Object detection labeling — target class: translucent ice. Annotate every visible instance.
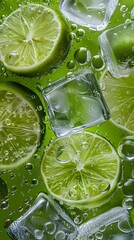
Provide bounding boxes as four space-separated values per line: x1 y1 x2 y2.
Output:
7 198 133 240
99 21 134 78
42 69 110 137
60 0 118 31
7 193 77 240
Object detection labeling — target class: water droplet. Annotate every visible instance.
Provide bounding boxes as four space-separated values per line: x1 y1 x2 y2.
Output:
120 5 128 13
74 215 82 225
71 23 77 31
76 29 85 38
25 163 33 170
4 219 12 229
91 55 104 70
69 188 77 198
74 47 91 65
1 200 9 210
99 182 110 192
95 231 103 239
5 118 11 126
123 179 134 196
68 32 76 41
31 178 38 186
118 217 132 233
67 60 76 69
118 137 134 161
55 230 66 240
37 105 43 111
122 197 133 210
88 236 94 240
81 141 90 150
34 229 43 239
44 221 56 235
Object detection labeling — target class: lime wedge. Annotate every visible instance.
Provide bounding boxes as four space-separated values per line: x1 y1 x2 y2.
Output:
101 72 134 132
0 4 71 75
0 82 42 169
41 132 120 209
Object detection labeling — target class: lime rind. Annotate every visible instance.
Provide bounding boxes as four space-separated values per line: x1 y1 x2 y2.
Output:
0 82 42 169
0 4 71 75
41 132 120 209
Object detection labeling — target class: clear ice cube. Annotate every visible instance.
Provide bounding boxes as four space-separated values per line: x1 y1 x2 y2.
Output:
99 21 134 78
77 207 133 239
7 193 77 240
60 0 118 31
42 69 110 137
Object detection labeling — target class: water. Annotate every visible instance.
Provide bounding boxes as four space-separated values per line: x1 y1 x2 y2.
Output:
60 0 118 31
7 193 77 240
99 21 134 78
42 69 110 137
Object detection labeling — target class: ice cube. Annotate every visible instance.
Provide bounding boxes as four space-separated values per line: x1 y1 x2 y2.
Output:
60 0 118 31
42 69 110 137
7 193 77 240
77 207 132 239
99 21 134 78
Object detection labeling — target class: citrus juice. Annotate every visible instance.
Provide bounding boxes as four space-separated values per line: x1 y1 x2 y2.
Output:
0 0 134 239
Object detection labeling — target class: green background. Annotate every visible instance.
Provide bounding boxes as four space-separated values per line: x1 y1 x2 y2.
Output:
0 0 134 239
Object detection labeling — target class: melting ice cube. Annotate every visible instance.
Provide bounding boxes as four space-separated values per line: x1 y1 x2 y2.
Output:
42 69 110 137
60 0 118 31
99 21 134 78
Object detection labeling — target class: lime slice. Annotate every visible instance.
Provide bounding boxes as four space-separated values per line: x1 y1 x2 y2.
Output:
0 82 42 169
41 132 120 209
101 72 134 132
0 4 70 75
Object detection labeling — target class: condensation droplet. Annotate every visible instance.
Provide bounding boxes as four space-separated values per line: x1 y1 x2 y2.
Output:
25 163 33 170
118 217 132 233
95 231 103 239
67 60 76 69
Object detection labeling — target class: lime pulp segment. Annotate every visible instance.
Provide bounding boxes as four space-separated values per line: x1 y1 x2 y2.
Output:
0 82 41 169
41 132 120 209
0 4 70 74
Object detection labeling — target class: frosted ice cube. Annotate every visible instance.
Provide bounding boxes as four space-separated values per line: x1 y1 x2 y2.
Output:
60 0 118 31
42 69 110 137
99 21 134 78
7 193 77 240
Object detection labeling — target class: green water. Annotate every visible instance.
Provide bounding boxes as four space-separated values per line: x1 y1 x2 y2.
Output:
0 0 134 239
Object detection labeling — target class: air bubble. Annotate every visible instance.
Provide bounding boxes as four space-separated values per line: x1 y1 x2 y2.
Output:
123 179 134 197
91 55 104 70
76 29 85 38
74 47 91 65
67 60 76 69
0 178 8 199
81 141 90 150
34 229 43 240
25 163 33 171
99 182 110 192
1 200 9 210
118 218 132 233
132 169 134 178
120 5 128 13
122 197 133 210
74 215 82 225
95 231 103 239
44 221 56 235
55 230 66 240
31 178 38 186
118 137 134 161
4 219 12 229
71 23 77 31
